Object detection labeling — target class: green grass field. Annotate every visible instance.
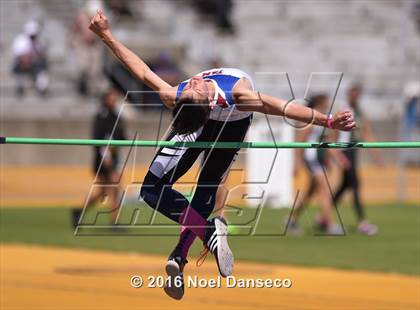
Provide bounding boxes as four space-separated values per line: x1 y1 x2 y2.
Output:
0 204 418 275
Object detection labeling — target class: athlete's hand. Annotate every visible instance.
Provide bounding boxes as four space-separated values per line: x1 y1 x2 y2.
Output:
331 111 356 131
89 10 111 39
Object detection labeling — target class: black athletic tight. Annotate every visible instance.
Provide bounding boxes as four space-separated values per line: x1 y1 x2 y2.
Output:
140 117 252 222
333 149 365 220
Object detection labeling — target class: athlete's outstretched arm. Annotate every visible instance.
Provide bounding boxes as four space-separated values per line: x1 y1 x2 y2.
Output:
89 10 176 108
234 87 356 131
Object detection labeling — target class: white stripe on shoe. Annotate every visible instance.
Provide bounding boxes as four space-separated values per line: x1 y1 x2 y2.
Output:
209 234 218 252
206 217 234 277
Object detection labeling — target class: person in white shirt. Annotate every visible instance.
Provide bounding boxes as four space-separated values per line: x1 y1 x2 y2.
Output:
12 20 49 96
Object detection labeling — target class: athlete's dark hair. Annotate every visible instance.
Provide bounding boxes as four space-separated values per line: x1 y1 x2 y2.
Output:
307 94 328 109
172 97 211 135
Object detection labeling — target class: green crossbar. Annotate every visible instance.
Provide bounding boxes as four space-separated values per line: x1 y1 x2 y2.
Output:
1 137 419 149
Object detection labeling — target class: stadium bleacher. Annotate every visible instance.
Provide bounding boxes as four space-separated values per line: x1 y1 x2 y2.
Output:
1 0 418 160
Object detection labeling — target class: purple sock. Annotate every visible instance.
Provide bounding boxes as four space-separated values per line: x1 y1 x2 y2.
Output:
178 227 197 259
178 206 207 241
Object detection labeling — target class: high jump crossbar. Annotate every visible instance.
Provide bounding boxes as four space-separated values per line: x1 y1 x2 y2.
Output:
1 137 419 149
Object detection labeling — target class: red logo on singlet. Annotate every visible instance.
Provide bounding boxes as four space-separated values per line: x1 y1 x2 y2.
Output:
216 94 228 108
202 69 223 77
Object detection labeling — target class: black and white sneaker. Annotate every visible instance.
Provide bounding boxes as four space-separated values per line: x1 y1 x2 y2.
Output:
164 256 187 300
205 216 234 277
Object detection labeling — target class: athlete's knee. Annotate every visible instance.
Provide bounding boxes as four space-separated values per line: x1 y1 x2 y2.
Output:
140 182 153 200
140 171 162 206
190 185 218 218
140 186 156 211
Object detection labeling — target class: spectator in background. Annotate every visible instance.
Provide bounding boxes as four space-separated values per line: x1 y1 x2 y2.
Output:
103 50 184 106
401 82 420 141
104 0 136 18
193 0 235 34
142 51 184 106
68 0 103 96
333 84 383 236
289 94 349 235
72 87 126 229
400 82 420 164
150 51 184 86
412 0 420 33
213 0 234 34
12 20 49 96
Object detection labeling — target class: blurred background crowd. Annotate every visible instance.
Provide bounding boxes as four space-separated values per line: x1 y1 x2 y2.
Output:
1 0 419 209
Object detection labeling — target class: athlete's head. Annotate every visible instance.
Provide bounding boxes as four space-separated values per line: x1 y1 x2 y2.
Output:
172 96 211 135
182 76 213 101
172 76 212 135
307 94 328 113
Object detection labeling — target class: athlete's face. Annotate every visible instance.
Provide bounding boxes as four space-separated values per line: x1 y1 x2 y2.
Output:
181 76 211 102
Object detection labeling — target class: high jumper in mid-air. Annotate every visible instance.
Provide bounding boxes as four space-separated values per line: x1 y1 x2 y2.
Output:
89 9 355 300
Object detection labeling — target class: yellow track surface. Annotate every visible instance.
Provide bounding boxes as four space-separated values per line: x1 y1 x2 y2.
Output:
1 244 418 310
2 165 419 207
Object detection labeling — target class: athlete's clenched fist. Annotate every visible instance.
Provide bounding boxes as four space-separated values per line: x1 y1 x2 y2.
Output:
331 111 356 131
89 10 111 39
